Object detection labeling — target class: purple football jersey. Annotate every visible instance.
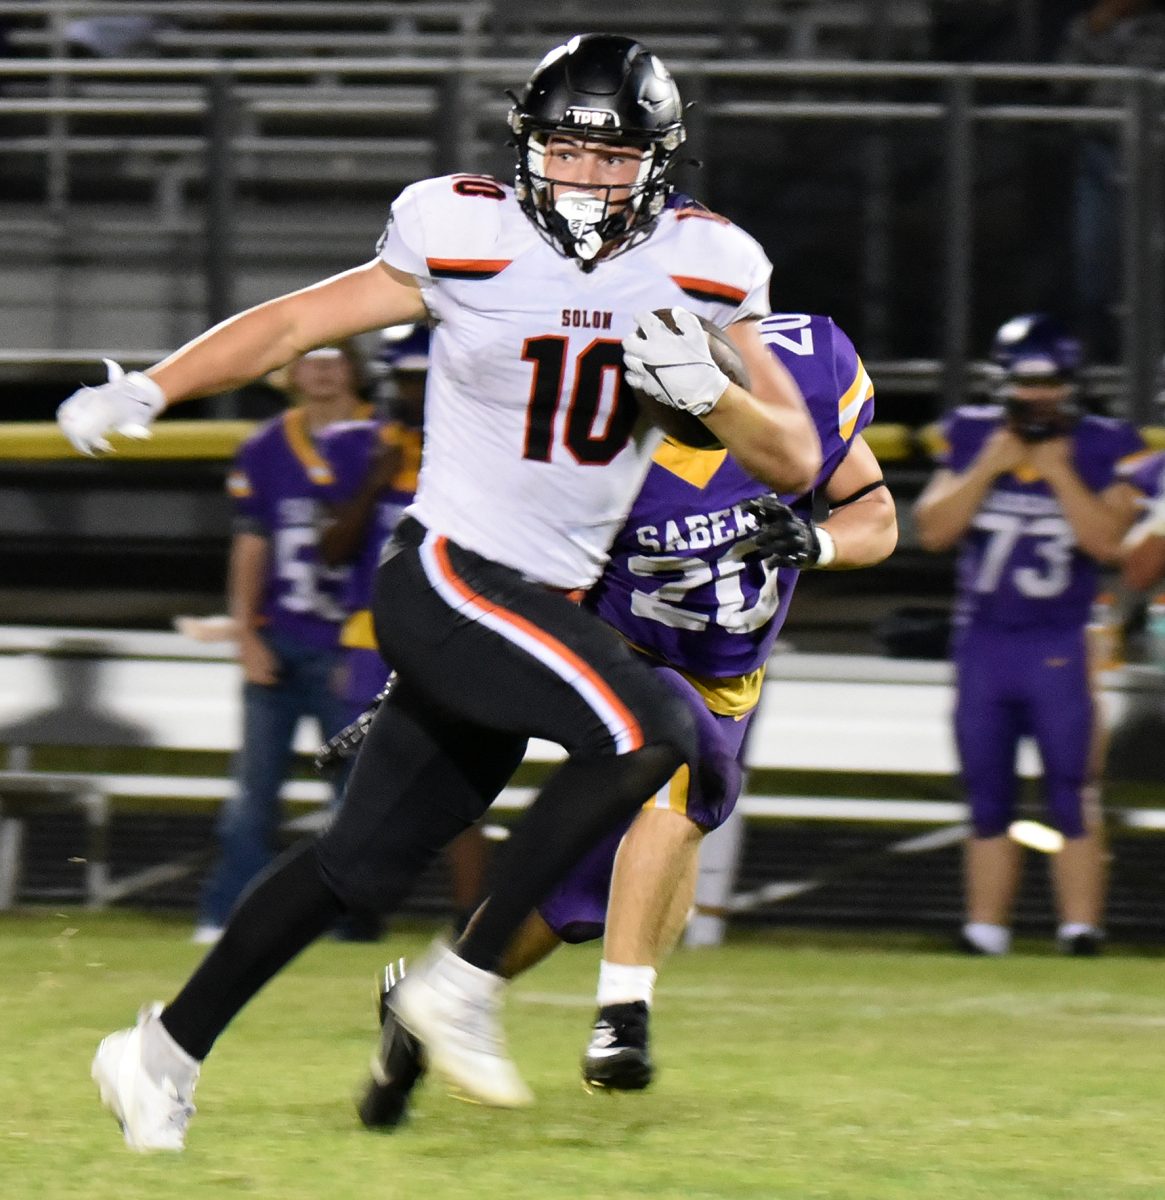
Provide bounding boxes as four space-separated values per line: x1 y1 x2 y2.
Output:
316 419 419 621
587 314 875 678
227 410 350 649
940 407 1145 629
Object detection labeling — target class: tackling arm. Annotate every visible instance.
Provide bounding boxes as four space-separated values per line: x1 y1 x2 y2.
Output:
817 435 898 568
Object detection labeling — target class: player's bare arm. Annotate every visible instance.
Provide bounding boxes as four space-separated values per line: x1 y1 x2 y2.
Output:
817 435 898 568
318 441 405 567
227 531 278 686
1027 439 1141 562
150 261 427 405
1121 520 1165 591
697 319 821 494
914 429 1026 551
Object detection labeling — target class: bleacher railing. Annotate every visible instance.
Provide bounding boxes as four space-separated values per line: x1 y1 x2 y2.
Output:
2 55 1162 422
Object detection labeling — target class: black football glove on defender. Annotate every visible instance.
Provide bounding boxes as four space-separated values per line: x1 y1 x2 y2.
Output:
744 495 829 569
314 674 397 775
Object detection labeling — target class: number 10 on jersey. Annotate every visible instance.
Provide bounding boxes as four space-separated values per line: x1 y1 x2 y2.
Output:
522 336 639 466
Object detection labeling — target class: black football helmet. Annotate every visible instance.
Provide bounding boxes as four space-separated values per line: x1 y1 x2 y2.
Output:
989 312 1084 441
508 34 685 264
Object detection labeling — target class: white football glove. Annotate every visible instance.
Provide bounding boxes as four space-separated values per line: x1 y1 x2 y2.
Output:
56 359 167 456
622 307 731 417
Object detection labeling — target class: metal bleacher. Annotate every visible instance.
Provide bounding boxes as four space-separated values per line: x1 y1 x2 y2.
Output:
3 2 1163 425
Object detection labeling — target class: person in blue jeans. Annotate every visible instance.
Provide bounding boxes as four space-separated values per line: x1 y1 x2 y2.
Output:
195 344 368 943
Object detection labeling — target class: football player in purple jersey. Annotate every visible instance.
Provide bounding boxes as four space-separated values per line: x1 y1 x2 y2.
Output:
914 314 1146 957
194 344 368 945
358 313 896 1125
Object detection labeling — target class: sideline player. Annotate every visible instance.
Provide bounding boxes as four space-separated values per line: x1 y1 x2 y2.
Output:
195 344 365 943
66 34 821 1149
358 313 896 1126
914 313 1144 957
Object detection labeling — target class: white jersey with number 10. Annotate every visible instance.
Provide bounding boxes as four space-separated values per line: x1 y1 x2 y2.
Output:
378 174 771 589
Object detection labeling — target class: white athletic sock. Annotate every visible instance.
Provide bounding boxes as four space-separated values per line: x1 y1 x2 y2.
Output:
434 943 505 1000
597 961 656 1008
1057 922 1099 940
963 922 1011 955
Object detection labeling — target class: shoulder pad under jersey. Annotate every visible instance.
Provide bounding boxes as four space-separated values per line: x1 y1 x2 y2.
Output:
377 174 527 281
651 205 772 320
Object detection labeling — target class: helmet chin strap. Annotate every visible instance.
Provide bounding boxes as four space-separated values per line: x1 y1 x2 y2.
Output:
553 192 607 261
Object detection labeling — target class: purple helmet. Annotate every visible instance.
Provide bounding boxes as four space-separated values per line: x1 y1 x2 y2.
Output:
378 323 430 374
990 313 1083 382
989 313 1084 441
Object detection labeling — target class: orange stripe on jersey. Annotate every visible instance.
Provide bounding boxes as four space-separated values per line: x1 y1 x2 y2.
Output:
431 537 644 751
670 275 748 305
281 408 335 485
426 258 512 280
673 206 731 225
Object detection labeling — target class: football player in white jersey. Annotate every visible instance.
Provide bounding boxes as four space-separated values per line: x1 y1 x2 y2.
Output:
71 34 821 1148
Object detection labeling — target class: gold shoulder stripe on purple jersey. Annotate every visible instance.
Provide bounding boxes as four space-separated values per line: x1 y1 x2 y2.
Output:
426 257 512 280
669 275 748 305
838 355 875 442
652 438 728 489
281 408 335 485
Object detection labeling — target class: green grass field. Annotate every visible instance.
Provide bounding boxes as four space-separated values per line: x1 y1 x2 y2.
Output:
2 910 1163 1200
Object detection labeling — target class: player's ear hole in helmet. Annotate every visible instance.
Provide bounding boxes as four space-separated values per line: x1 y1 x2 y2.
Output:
508 33 685 267
987 312 1085 443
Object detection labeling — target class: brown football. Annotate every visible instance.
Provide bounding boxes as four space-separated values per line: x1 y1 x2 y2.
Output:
630 310 750 450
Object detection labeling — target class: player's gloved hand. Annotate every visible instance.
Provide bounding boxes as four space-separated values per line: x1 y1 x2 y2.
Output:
313 674 396 774
622 307 730 417
56 359 167 456
744 494 836 568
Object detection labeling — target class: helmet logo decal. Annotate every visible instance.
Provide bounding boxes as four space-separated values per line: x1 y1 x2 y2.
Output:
563 106 619 129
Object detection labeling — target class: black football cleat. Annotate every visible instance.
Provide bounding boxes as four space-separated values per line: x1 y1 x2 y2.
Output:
956 931 992 956
1058 930 1103 957
581 1001 654 1092
355 961 426 1130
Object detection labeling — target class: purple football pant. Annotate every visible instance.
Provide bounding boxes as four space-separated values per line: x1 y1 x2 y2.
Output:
953 622 1096 839
537 662 751 944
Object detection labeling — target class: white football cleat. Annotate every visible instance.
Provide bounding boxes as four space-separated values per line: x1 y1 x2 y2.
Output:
91 1003 200 1152
389 942 533 1109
